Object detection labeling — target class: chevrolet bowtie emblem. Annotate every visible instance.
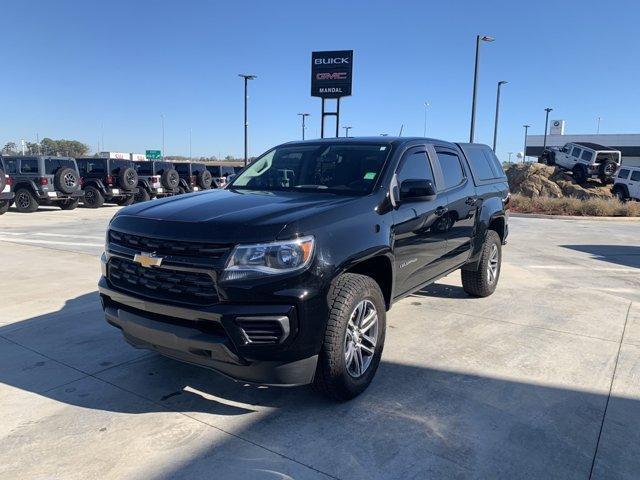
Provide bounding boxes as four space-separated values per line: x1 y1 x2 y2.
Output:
133 252 163 268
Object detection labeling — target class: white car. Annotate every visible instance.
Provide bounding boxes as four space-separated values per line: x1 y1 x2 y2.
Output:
612 166 640 201
542 142 621 184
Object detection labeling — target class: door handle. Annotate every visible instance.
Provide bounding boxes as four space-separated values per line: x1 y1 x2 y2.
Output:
435 206 448 216
465 197 478 206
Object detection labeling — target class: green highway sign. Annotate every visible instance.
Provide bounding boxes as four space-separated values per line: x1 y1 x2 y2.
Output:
146 150 161 159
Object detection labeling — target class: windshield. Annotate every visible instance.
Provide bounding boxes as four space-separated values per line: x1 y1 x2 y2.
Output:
230 143 390 195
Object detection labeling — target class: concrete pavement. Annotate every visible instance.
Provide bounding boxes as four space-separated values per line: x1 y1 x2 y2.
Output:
0 207 638 479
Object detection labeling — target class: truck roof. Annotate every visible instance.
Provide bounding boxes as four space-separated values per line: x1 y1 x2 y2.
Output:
571 142 619 151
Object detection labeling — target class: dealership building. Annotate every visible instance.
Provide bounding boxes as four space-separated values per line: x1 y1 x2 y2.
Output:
525 125 640 167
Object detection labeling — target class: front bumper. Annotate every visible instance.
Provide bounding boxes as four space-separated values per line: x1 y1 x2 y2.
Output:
0 192 14 200
98 276 318 386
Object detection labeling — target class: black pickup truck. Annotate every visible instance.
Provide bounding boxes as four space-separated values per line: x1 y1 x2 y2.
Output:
99 138 509 400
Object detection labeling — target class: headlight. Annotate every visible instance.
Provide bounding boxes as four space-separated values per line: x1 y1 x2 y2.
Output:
222 236 315 281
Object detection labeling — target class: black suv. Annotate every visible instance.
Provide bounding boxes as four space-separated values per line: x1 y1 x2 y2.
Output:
1 156 83 212
76 157 139 208
99 138 509 400
0 158 16 215
174 162 213 193
133 160 180 202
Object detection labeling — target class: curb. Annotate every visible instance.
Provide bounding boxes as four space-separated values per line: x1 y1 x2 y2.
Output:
510 212 640 222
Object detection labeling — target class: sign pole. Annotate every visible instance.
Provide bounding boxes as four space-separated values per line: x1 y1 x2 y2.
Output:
335 98 340 138
321 98 325 139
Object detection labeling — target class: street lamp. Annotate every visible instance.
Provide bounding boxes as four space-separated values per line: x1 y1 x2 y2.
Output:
238 74 257 167
522 124 530 162
297 113 310 140
423 101 429 137
160 114 165 159
492 81 507 152
343 126 352 137
543 108 553 155
469 34 494 143
508 152 514 165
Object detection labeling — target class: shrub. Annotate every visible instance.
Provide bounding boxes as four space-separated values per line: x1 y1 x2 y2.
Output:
510 194 640 217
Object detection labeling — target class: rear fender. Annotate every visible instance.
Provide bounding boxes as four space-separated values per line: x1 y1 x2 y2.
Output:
463 198 506 270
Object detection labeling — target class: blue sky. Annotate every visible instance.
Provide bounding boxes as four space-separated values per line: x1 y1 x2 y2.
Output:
2 0 639 161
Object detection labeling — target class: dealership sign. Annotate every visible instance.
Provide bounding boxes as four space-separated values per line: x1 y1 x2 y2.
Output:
311 50 353 98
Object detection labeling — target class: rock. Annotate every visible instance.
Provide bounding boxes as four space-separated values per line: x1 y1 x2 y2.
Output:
505 163 613 199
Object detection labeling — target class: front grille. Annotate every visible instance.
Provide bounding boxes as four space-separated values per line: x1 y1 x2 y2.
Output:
236 319 285 345
108 257 218 306
109 230 230 259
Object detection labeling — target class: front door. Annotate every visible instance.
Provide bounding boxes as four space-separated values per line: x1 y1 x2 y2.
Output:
392 146 448 296
630 170 640 198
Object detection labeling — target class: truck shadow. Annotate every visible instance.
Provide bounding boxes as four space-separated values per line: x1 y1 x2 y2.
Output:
1 291 638 479
561 244 640 269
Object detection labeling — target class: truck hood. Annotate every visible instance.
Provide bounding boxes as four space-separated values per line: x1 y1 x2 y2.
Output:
110 188 360 244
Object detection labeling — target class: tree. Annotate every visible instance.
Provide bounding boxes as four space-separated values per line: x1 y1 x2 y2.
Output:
2 142 17 155
39 138 89 157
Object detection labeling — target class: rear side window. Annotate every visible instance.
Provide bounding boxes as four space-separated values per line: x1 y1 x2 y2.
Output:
174 163 190 175
463 146 503 181
397 151 435 185
110 160 132 174
631 171 640 182
45 159 76 174
191 163 206 173
617 168 630 179
21 158 38 173
207 166 222 176
437 151 465 189
3 158 18 174
581 150 593 162
135 162 153 175
154 162 173 173
571 147 582 158
80 160 106 175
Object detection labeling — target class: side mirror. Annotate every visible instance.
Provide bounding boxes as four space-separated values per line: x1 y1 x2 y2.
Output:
399 179 436 202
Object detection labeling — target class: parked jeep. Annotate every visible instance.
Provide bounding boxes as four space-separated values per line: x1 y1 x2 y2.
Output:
133 160 180 202
76 157 139 208
612 166 640 202
541 142 621 184
174 162 213 194
100 137 509 400
206 165 236 188
0 156 83 212
0 158 16 215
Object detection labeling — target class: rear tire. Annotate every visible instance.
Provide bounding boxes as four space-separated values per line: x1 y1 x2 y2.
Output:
59 198 79 210
134 188 150 203
14 188 39 213
83 186 104 208
0 200 9 215
313 273 386 401
461 230 502 298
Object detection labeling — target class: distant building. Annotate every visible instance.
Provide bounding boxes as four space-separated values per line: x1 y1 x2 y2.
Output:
525 134 640 167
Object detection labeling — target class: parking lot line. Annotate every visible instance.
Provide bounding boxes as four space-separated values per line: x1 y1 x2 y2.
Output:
0 237 104 248
0 232 105 240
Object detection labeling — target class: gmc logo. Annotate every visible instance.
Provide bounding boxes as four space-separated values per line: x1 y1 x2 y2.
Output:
314 57 349 65
316 72 347 80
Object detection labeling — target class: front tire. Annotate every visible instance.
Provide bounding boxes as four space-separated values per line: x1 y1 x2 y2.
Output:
313 273 386 401
612 185 628 202
572 165 588 184
461 230 502 297
134 188 150 203
14 188 39 213
83 186 104 208
116 196 135 206
59 198 79 210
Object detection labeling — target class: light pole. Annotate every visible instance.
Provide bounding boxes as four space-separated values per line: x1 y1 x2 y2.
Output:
508 152 513 165
492 81 507 152
343 126 352 137
523 124 530 162
238 74 257 167
596 116 601 134
161 114 165 159
469 34 494 143
189 128 192 161
543 108 553 154
297 113 310 140
423 101 429 137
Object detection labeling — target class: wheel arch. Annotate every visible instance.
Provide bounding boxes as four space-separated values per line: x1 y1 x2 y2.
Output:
339 252 394 311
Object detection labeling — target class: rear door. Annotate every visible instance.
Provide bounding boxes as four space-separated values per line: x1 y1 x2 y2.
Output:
433 145 478 268
391 146 449 295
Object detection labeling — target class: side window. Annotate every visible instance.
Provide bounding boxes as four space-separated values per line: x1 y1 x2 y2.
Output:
631 171 640 182
437 151 465 189
618 169 630 179
464 146 499 181
21 159 38 173
581 150 593 162
3 159 18 174
396 151 434 185
174 163 189 175
571 147 582 158
88 161 106 174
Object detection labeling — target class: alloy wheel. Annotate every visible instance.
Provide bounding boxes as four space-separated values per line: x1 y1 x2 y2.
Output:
344 299 378 378
487 244 499 284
